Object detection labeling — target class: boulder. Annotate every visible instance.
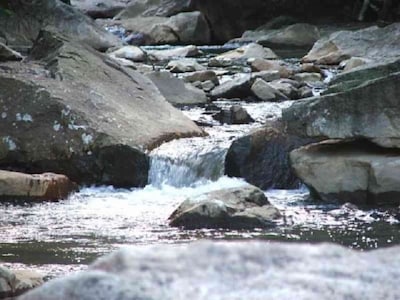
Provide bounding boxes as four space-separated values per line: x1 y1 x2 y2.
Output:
0 170 77 201
213 105 254 125
291 140 400 206
117 11 210 45
169 185 281 229
115 0 192 19
340 57 371 72
214 43 277 61
249 58 292 78
70 0 131 18
303 23 400 64
0 42 24 61
182 70 219 84
257 23 320 49
250 70 280 82
225 123 318 190
20 241 400 300
147 71 207 106
107 45 146 62
0 0 120 51
293 72 322 83
146 45 200 60
283 72 400 148
0 30 202 187
268 79 299 99
166 58 206 73
1 266 43 298
210 75 252 100
251 78 288 101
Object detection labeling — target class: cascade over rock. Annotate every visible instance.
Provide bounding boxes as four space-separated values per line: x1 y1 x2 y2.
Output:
0 29 203 187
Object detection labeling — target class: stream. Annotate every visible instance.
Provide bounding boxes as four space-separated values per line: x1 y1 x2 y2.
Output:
1 46 400 279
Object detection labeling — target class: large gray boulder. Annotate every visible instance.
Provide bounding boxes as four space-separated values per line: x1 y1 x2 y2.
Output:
303 23 400 64
0 0 120 51
225 124 318 190
115 0 192 19
210 75 253 100
0 30 202 187
291 140 400 206
169 185 281 229
283 72 400 148
21 241 400 300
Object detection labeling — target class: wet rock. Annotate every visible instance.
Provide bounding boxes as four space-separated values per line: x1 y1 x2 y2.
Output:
166 58 206 73
214 43 277 61
293 72 322 84
257 23 320 50
0 42 24 61
107 45 146 62
249 58 292 78
283 71 400 148
147 71 207 106
1 266 43 298
210 75 252 100
20 241 400 300
213 105 254 125
115 0 192 19
182 70 219 85
303 23 400 64
0 0 120 51
0 170 77 201
291 140 400 206
169 185 280 229
269 79 299 99
225 123 318 190
251 78 288 102
250 70 280 82
0 29 202 188
146 45 200 61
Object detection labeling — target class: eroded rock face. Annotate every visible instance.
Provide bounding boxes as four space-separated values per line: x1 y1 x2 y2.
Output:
303 23 400 64
20 241 400 300
283 72 400 148
291 140 400 206
225 124 318 190
0 30 203 187
0 0 120 51
0 170 77 201
169 185 281 229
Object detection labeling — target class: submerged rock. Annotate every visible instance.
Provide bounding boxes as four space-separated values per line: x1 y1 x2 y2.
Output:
0 170 77 201
0 29 202 187
21 241 400 300
291 140 400 206
169 185 280 229
225 123 318 190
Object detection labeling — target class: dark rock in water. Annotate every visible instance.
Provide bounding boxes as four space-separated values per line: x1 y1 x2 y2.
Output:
0 29 202 187
291 140 400 206
225 123 318 190
169 184 281 229
20 241 400 300
213 105 254 125
0 170 77 201
283 71 400 148
0 0 120 51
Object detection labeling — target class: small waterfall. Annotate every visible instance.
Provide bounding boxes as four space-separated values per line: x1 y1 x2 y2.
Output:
148 137 229 187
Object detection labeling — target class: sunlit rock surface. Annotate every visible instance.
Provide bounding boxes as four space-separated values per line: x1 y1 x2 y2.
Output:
21 241 400 300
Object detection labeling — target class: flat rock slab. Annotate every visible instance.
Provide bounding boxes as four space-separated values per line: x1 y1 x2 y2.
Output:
21 241 400 300
291 140 400 206
0 170 77 201
169 184 281 229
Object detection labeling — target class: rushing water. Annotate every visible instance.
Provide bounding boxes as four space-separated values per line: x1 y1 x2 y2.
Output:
1 45 400 279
